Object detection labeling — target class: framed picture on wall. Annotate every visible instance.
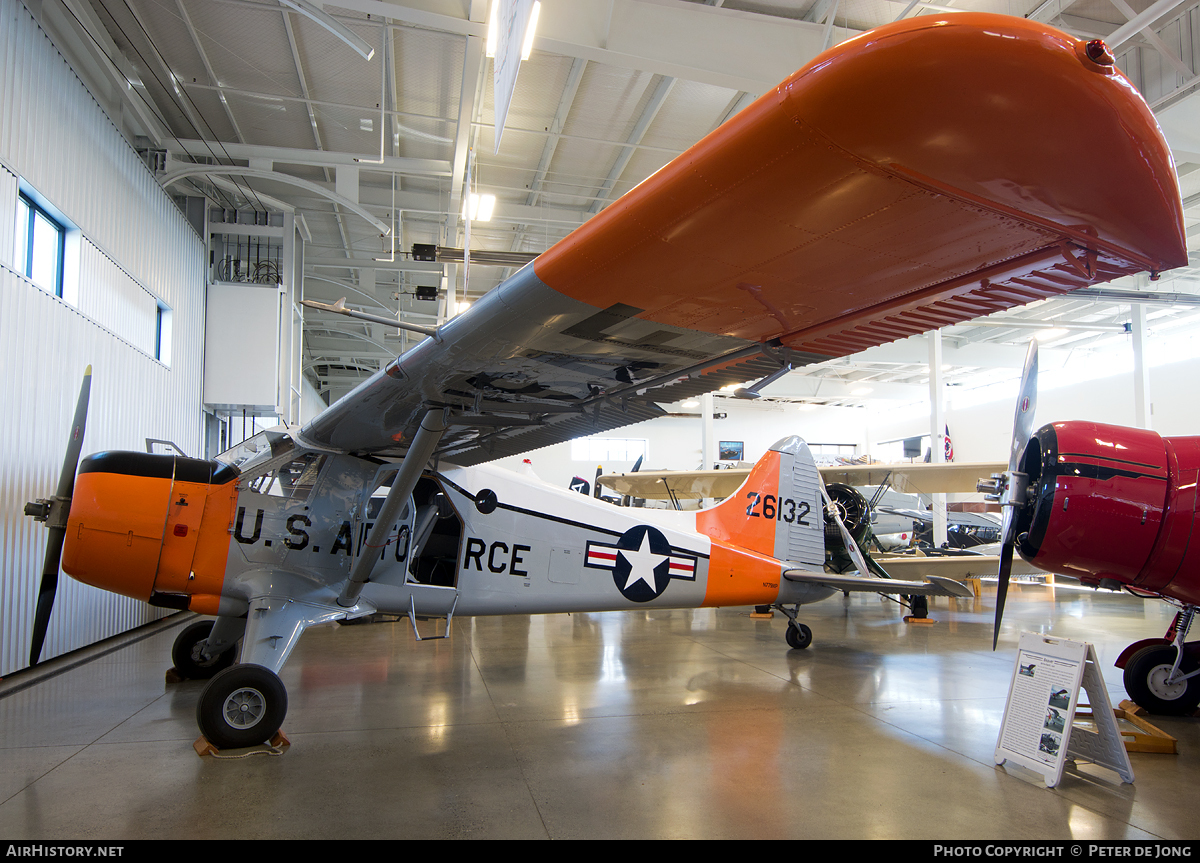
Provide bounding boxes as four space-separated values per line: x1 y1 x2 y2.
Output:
719 441 743 461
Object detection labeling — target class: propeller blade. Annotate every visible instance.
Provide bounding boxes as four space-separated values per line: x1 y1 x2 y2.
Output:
992 541 1015 650
821 484 871 576
1008 340 1039 475
29 366 91 666
992 340 1037 651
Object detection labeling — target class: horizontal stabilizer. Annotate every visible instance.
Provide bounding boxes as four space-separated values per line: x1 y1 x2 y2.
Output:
782 568 974 597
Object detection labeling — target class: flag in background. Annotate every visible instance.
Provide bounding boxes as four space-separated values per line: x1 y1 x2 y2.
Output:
945 425 954 462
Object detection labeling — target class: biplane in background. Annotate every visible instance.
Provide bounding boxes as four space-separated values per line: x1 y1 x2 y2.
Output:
23 14 1186 748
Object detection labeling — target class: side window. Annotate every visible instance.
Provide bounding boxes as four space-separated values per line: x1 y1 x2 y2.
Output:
15 192 65 297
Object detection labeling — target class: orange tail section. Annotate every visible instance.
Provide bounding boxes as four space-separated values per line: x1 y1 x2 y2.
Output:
696 437 825 567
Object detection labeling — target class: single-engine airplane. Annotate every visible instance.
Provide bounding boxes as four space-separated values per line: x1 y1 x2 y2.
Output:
986 343 1200 715
22 14 1187 748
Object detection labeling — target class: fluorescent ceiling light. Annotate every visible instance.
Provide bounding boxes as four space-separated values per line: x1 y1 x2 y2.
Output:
485 1 540 60
851 387 873 396
486 3 499 57
522 2 541 60
462 193 496 222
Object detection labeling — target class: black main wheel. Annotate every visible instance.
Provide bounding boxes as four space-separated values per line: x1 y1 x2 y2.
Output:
1123 645 1200 715
785 622 813 650
909 595 929 619
197 664 288 749
172 620 237 679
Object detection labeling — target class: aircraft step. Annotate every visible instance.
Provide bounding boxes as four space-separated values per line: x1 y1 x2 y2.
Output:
407 591 459 641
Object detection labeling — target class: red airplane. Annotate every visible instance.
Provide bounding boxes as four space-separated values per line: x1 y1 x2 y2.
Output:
987 345 1200 714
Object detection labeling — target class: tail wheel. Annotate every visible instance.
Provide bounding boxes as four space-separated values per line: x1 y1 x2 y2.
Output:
1123 645 1200 715
197 664 288 749
785 622 812 650
171 621 236 679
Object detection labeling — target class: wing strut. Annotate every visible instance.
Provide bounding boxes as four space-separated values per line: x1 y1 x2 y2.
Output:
338 409 447 608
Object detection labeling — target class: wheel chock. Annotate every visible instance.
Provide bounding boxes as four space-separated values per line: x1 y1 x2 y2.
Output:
1070 701 1178 754
193 730 290 757
194 736 219 757
904 616 936 625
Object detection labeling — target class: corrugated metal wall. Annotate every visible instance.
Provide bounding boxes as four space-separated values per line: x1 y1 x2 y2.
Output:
0 0 206 676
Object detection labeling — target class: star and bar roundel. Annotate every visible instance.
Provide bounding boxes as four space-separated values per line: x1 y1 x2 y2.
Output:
585 525 698 603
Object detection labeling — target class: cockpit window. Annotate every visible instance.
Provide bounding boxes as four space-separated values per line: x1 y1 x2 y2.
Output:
216 429 295 475
248 453 327 500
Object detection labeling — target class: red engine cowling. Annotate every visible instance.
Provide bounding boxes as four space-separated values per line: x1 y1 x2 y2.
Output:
1015 421 1200 604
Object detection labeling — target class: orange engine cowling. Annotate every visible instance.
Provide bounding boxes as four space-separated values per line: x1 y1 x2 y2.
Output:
62 451 239 610
1014 421 1200 604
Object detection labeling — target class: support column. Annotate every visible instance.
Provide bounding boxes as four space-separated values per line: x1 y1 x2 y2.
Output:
928 332 948 548
701 392 715 470
1132 304 1151 429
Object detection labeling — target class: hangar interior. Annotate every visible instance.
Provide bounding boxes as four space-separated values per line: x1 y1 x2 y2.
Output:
3 0 1200 840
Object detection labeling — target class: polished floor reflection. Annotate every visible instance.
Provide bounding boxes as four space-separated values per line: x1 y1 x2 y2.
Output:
1 583 1198 839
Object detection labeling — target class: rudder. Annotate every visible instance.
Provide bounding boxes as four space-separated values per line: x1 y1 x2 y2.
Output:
696 436 824 567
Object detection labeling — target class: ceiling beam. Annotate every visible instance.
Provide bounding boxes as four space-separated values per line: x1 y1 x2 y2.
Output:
161 164 391 233
1107 0 1191 48
325 0 854 93
589 74 675 214
170 140 450 176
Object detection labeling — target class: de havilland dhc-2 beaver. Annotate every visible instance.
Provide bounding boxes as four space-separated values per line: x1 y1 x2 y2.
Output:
22 14 1188 749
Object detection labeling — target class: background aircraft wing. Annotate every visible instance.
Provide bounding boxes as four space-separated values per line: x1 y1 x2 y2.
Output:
599 462 1007 501
872 553 1044 581
783 569 974 597
600 469 750 501
819 462 1007 494
297 16 1183 464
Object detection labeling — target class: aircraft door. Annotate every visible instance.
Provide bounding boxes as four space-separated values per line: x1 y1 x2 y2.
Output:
403 477 462 617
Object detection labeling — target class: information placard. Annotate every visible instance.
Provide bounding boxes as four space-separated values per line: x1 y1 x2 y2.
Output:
995 632 1133 788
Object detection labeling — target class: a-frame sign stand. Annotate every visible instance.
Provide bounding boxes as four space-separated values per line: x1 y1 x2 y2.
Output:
995 632 1134 788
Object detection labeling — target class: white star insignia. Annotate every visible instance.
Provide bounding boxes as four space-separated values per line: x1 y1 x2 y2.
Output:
619 531 669 593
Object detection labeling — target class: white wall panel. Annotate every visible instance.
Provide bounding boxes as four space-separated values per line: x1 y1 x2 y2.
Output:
0 0 206 676
77 241 159 356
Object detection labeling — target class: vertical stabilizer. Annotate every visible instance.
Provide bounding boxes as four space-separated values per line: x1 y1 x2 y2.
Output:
696 436 825 567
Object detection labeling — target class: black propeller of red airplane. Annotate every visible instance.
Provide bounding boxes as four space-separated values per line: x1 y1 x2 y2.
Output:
24 366 91 666
984 342 1039 649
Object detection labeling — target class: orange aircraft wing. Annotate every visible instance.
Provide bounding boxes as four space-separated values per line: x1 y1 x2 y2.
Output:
299 14 1184 464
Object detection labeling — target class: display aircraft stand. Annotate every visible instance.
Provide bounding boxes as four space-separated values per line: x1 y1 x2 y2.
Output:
995 632 1133 788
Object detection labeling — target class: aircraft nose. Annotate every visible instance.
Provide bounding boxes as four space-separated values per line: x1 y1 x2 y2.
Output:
62 453 169 601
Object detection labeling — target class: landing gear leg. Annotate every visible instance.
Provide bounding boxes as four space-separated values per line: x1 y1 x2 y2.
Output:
775 604 813 650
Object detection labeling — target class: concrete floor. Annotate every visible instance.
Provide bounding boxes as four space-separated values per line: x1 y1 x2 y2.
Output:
1 582 1198 840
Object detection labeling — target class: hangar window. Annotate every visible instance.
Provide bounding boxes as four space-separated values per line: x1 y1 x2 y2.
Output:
15 192 65 297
